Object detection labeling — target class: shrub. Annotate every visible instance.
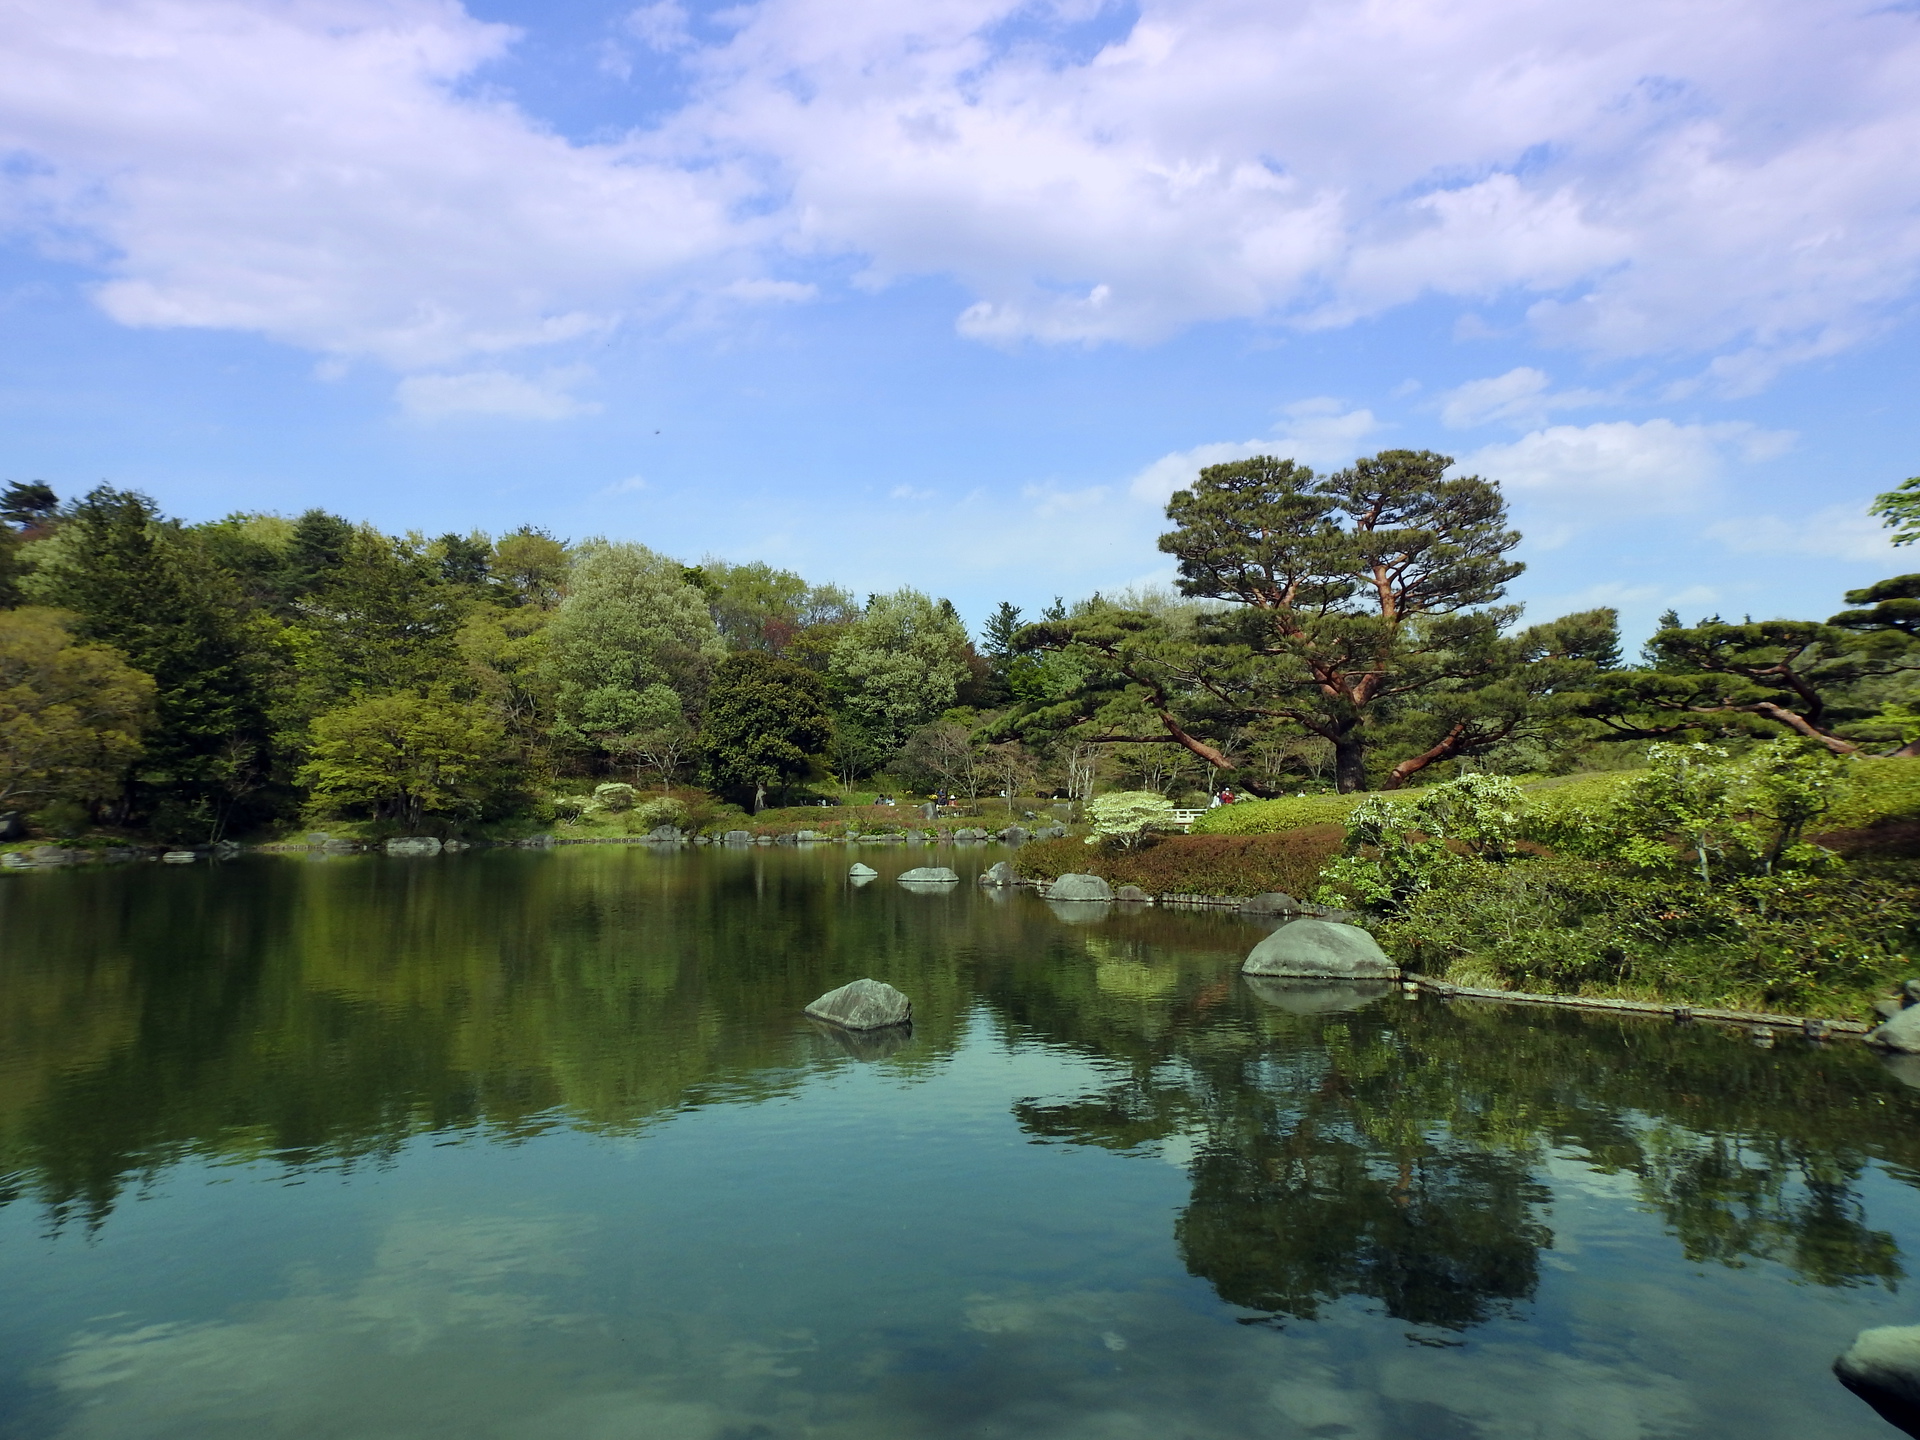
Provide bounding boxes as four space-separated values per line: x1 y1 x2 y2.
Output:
633 796 690 830
594 782 638 812
1086 790 1177 849
1189 791 1372 836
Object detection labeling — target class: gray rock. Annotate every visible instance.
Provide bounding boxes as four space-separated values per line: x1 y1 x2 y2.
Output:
848 863 879 878
899 866 960 883
805 978 912 1031
1882 1054 1920 1091
1906 978 1920 1002
1869 1004 1920 1053
2 852 33 868
1238 891 1300 915
755 835 773 845
1114 885 1151 903
793 830 826 842
1045 872 1114 902
32 845 77 865
648 825 684 842
161 850 196 864
1244 977 1395 1014
999 826 1029 845
1242 918 1397 979
904 830 927 842
979 860 1017 887
385 836 443 856
1836 1325 1920 1433
723 830 753 844
1877 998 1907 1022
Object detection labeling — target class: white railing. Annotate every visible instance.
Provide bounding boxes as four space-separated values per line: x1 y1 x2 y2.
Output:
1168 808 1206 831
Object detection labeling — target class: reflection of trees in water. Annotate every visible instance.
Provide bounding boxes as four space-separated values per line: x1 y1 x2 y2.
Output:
981 928 1913 1331
0 850 984 1229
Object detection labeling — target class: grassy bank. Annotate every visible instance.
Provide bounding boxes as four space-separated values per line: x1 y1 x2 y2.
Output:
1013 828 1344 899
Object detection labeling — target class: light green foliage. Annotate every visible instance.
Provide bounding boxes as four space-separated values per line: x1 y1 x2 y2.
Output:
545 541 725 751
1825 756 1920 829
828 588 971 748
633 796 690 830
593 782 637 811
1592 741 1849 882
1191 791 1370 835
0 608 155 809
695 559 858 659
299 694 509 829
1317 774 1520 911
490 528 569 610
1086 790 1178 848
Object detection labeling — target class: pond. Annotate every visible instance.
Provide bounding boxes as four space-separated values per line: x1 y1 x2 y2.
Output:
3 844 1920 1439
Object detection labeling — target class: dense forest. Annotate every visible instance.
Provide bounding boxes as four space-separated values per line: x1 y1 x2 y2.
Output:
1 452 1917 849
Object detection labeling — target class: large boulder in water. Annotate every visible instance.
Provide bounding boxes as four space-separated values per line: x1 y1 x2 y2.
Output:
805 978 912 1031
979 860 1017 887
1238 892 1300 916
1869 1006 1920 1053
1046 873 1114 902
1242 918 1397 979
848 863 879 879
1836 1325 1920 1436
899 866 959 883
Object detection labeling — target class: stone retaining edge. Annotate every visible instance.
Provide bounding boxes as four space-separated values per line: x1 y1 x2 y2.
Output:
1405 973 1873 1039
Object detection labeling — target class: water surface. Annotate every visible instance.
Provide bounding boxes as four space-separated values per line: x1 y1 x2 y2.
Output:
3 844 1919 1438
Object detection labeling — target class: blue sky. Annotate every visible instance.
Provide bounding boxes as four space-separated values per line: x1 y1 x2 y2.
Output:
2 0 1916 643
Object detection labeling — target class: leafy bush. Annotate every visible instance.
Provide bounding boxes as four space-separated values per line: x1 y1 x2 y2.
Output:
1086 790 1177 848
594 782 638 812
1317 773 1527 911
1014 828 1344 898
1188 791 1372 836
632 796 690 830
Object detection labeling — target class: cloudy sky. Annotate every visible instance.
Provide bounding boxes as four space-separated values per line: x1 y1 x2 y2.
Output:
2 0 1916 638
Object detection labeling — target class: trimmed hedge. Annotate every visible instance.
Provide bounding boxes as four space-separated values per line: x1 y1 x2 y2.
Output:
1013 828 1345 899
1188 792 1373 836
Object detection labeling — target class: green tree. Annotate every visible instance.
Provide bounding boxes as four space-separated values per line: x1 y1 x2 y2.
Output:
1870 475 1920 547
695 559 858 658
1830 574 1920 639
1587 615 1910 756
1155 451 1525 791
828 588 972 749
23 487 269 818
0 608 154 811
699 653 833 807
545 541 726 757
490 527 570 610
298 694 508 828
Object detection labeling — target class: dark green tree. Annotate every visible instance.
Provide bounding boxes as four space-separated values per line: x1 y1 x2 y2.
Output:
1830 575 1920 639
1586 614 1914 756
699 653 833 807
1 481 58 530
27 486 269 830
1005 452 1530 791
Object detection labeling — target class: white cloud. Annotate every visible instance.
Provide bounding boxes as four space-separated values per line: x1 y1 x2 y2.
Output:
397 367 600 421
3 0 1920 381
0 0 758 368
1129 401 1380 503
1706 505 1902 563
1439 368 1611 429
1463 419 1795 519
601 474 649 495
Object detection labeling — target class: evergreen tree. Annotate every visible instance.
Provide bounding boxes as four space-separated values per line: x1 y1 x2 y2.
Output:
25 486 269 824
699 653 833 807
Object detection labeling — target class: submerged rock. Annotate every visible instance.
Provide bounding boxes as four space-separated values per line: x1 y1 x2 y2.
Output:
805 978 912 1031
899 866 959 883
1238 892 1300 915
1837 1325 1920 1437
1046 873 1114 902
979 860 1017 887
1869 1006 1920 1053
1114 885 1151 903
1242 918 1397 980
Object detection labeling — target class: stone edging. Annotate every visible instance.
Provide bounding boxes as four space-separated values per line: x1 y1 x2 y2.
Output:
1403 973 1872 1040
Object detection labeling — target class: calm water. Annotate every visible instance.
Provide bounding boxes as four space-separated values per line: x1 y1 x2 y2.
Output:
4 845 1920 1439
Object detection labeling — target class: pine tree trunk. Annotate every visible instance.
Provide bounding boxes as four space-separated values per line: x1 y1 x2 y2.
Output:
1333 734 1368 793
